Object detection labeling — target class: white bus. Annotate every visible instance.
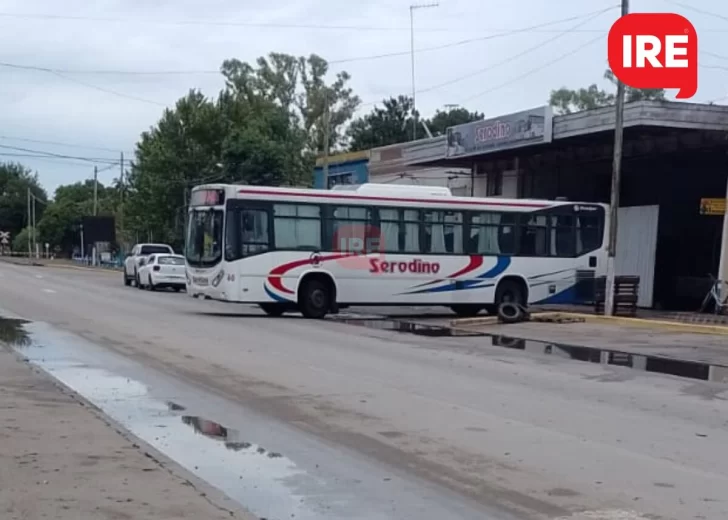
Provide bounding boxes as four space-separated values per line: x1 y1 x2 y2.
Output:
184 183 608 319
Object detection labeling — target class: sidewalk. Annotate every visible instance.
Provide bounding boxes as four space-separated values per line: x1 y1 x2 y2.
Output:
0 348 249 520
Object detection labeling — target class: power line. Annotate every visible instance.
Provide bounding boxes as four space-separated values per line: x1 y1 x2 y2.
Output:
0 153 115 168
460 32 606 104
0 10 614 33
703 50 728 62
0 9 618 76
410 6 614 99
0 144 118 164
0 135 129 153
0 62 168 106
356 6 615 110
330 8 617 65
662 0 728 24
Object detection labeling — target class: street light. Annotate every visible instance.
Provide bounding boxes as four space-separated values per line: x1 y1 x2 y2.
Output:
410 2 438 141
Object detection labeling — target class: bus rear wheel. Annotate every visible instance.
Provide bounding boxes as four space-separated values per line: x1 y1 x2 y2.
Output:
495 279 527 308
450 304 483 318
299 278 331 319
259 303 286 317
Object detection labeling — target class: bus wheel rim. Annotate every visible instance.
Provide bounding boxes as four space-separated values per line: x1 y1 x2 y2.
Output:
311 289 325 308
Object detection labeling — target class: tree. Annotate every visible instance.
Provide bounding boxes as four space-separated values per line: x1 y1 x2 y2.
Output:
126 81 313 246
12 226 30 253
0 162 47 239
221 53 360 154
347 95 419 151
36 179 116 254
549 69 666 114
426 107 484 137
347 98 484 151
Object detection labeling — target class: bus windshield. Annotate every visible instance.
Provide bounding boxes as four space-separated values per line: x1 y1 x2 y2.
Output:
185 209 224 268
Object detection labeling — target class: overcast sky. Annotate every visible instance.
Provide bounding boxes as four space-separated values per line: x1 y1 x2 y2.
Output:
0 0 726 195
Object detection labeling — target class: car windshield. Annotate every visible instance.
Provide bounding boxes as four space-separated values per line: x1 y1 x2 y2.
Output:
158 256 185 265
185 209 223 268
140 245 172 255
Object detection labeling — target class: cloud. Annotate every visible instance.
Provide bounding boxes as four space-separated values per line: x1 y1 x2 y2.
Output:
0 0 725 193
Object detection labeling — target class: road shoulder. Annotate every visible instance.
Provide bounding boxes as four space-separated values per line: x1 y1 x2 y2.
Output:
0 347 251 520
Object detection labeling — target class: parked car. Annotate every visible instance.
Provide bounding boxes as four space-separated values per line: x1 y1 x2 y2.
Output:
137 254 186 292
123 243 174 287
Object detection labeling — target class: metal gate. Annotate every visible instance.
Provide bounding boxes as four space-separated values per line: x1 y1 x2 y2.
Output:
615 205 660 308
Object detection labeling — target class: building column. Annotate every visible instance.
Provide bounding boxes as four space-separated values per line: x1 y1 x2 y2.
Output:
718 173 728 293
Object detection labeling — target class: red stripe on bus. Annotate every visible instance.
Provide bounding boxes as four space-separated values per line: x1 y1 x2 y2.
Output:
267 253 353 294
410 254 484 288
237 189 550 208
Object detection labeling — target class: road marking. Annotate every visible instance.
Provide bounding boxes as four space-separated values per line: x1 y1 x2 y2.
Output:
42 288 56 294
35 274 43 279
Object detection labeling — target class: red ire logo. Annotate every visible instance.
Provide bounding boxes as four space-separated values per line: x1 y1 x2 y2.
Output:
608 13 698 99
333 223 385 270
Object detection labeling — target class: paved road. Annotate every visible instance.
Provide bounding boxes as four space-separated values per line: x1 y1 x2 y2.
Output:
1 262 727 520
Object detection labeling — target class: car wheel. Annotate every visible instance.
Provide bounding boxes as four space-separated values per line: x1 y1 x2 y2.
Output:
136 273 143 289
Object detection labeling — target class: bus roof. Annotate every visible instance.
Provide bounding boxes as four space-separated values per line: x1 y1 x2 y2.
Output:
192 183 606 211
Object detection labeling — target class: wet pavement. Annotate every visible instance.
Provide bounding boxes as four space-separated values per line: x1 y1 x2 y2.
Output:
331 316 728 384
0 314 500 520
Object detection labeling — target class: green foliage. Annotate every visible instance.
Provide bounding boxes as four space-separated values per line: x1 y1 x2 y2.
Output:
0 162 47 238
549 69 666 115
347 96 419 151
426 107 484 137
35 179 119 254
126 52 344 245
12 226 30 252
221 53 360 154
347 97 483 151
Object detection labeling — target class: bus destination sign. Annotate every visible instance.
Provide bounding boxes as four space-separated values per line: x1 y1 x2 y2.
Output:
190 189 225 206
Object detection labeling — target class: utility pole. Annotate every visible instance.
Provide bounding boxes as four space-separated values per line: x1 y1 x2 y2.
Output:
604 0 629 317
31 193 36 258
26 188 31 264
410 2 438 142
93 165 98 216
322 89 331 189
119 152 124 248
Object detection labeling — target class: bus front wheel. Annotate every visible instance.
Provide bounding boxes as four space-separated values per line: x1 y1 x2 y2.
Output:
299 278 331 319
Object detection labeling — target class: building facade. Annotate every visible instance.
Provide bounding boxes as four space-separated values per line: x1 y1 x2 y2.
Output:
409 101 728 310
313 150 370 189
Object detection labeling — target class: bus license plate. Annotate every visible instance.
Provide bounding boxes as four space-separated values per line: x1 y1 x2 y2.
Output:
192 276 209 286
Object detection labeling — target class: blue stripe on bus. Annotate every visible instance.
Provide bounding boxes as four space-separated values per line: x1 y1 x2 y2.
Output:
403 256 511 295
265 284 293 303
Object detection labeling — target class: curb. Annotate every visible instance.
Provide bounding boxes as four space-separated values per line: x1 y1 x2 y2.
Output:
452 311 728 336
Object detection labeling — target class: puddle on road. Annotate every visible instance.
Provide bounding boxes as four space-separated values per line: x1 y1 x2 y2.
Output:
336 317 482 337
334 317 728 384
1 320 328 520
0 316 31 347
0 315 496 520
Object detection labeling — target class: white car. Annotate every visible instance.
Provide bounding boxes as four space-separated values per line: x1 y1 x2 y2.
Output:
123 243 174 286
137 254 186 292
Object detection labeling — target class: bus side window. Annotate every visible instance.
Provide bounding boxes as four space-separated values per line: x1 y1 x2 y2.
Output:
241 209 270 257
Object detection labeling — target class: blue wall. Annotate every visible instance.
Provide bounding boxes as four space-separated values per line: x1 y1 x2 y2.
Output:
313 158 369 189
